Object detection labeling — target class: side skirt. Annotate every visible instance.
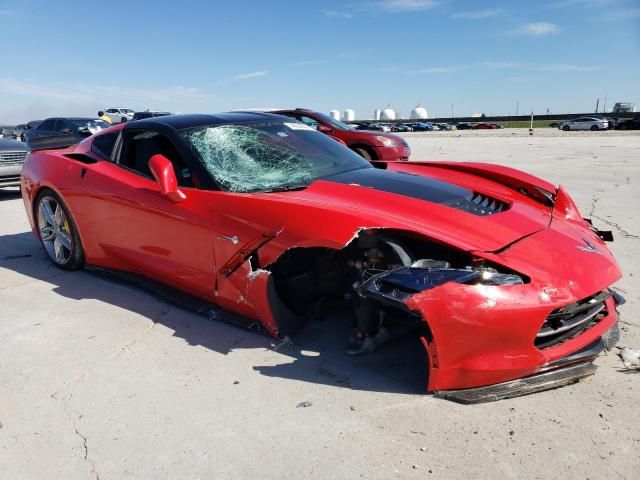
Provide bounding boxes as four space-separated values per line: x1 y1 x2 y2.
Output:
85 265 264 333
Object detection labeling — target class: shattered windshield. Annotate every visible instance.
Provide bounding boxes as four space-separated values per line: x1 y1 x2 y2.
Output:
181 121 371 192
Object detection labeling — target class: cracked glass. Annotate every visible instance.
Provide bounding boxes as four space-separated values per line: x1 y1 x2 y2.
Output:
181 121 370 193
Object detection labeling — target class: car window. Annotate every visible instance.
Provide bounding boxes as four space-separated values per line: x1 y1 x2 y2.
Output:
106 109 117 114
181 121 371 193
54 119 70 132
119 130 193 187
91 132 119 160
296 115 320 129
39 119 56 131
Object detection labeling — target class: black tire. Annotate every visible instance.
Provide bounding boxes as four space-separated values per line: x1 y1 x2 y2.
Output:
35 189 84 270
562 125 570 131
590 125 599 131
353 147 373 161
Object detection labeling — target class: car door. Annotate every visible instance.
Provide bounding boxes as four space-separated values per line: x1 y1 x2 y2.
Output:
53 118 73 137
33 118 57 139
68 128 217 299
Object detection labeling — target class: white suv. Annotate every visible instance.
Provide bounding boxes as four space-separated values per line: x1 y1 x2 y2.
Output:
559 117 608 131
104 108 135 123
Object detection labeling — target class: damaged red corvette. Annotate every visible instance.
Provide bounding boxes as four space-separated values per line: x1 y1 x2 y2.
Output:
20 112 624 403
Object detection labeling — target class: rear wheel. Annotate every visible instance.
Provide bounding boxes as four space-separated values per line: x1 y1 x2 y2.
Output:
35 191 84 270
562 125 570 131
353 147 373 161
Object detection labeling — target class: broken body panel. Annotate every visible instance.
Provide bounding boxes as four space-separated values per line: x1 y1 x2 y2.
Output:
20 114 623 399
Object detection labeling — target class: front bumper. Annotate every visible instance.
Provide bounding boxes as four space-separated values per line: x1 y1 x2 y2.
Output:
0 164 23 187
435 322 619 403
373 144 411 161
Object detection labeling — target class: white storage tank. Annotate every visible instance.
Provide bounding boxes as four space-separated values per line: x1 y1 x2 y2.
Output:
343 109 355 122
380 107 396 121
374 109 382 120
410 104 428 120
329 110 341 120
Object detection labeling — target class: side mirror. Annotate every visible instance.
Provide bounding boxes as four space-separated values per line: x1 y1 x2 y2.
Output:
148 154 186 203
317 124 333 134
60 128 72 134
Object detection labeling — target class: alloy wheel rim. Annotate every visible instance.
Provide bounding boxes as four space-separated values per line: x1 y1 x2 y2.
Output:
37 196 73 264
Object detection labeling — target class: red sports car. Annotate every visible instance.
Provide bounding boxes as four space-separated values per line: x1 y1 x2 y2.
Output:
20 112 624 403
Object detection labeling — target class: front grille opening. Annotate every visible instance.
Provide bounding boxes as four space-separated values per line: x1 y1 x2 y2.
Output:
0 151 27 166
535 291 610 350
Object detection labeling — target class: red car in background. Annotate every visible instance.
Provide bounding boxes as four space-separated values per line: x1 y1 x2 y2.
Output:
272 108 410 161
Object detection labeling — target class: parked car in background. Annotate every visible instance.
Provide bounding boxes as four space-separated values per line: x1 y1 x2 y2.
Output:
19 121 42 142
272 109 410 161
358 123 391 132
559 117 608 131
615 115 640 130
24 118 111 149
104 108 135 123
473 123 498 130
455 123 474 130
411 122 434 131
389 123 413 132
1 126 16 139
11 124 28 141
132 111 173 121
0 137 28 188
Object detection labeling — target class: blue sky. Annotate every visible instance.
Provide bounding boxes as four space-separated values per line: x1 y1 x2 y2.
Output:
0 0 638 123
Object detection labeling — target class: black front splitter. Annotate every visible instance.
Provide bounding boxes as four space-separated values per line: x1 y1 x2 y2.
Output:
434 361 598 404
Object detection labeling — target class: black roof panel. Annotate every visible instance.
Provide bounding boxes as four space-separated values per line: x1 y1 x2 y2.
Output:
126 112 289 131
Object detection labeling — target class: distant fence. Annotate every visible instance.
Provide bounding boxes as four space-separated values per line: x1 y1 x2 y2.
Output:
349 112 637 125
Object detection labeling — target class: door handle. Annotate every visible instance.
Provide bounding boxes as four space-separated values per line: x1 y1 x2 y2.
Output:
218 234 239 245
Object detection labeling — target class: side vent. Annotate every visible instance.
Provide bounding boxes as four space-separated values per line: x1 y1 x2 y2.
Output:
64 153 97 164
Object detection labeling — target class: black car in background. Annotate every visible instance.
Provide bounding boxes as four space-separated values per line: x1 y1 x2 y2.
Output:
616 115 640 130
23 117 111 149
132 111 172 121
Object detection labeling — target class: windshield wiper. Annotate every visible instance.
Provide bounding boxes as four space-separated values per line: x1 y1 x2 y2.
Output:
257 182 311 193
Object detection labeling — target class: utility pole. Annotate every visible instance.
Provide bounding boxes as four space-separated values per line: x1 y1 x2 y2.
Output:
515 101 519 117
604 93 608 113
451 104 454 120
595 98 600 113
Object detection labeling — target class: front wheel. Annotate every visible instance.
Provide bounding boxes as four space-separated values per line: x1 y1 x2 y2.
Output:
36 191 84 270
562 125 570 131
590 125 599 131
353 147 373 161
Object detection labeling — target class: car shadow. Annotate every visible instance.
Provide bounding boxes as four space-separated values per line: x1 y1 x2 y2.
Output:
0 231 428 395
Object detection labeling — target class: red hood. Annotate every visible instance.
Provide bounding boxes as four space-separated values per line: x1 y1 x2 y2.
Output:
268 168 552 252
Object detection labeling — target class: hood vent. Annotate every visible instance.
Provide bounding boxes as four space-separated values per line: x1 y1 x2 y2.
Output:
446 191 509 216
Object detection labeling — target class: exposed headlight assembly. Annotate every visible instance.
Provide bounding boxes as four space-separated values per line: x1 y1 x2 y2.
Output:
357 263 524 307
